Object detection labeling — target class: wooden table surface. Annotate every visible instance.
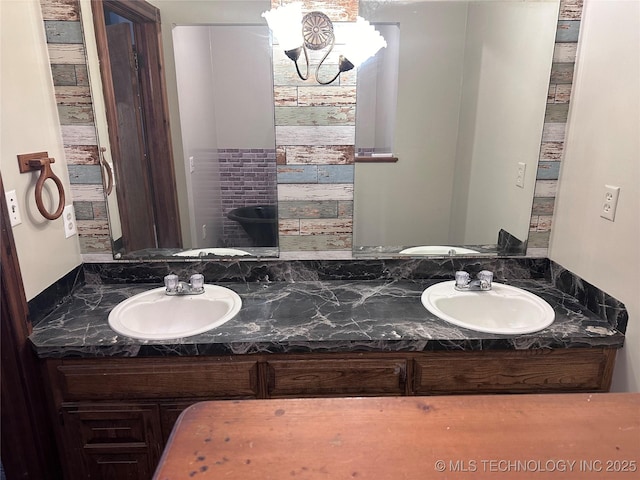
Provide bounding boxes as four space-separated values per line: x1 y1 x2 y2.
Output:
153 393 640 479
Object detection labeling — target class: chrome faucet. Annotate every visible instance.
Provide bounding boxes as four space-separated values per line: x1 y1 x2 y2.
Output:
163 273 205 295
454 270 493 291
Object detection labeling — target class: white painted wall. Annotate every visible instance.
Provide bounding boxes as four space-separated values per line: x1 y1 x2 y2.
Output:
209 26 275 149
173 26 222 248
549 0 640 392
354 1 468 246
0 0 82 300
355 23 400 153
449 1 557 245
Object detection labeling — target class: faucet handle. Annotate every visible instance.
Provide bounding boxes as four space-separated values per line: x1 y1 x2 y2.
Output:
477 270 493 289
477 270 493 282
164 274 179 291
189 273 204 291
455 271 470 288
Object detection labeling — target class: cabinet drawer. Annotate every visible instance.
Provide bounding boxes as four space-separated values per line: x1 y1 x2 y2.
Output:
62 403 160 449
60 403 162 480
267 358 407 397
413 348 616 394
49 357 259 401
83 452 153 480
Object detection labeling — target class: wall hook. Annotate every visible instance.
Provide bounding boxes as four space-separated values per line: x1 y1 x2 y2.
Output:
17 152 66 220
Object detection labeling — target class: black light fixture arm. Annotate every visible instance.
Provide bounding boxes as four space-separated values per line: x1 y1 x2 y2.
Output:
314 36 354 85
317 56 355 85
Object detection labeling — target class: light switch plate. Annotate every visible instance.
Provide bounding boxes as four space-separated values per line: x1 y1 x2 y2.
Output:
5 190 22 227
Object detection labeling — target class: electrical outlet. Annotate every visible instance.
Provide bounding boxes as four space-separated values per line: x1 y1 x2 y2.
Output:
63 204 77 238
189 156 195 173
600 185 621 222
4 190 22 226
516 162 526 188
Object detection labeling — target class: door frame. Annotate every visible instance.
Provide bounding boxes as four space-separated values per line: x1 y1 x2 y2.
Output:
91 0 182 250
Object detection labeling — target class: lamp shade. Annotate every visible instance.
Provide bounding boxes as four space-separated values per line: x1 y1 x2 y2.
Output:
262 2 304 51
340 17 387 69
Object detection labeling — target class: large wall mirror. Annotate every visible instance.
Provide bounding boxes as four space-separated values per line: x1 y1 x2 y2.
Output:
83 0 560 260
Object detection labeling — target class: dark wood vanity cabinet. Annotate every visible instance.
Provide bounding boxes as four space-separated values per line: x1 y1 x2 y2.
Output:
412 348 617 395
265 357 408 397
42 348 617 480
44 356 261 480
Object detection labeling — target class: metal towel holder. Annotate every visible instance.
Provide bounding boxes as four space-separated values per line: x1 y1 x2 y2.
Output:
17 151 66 220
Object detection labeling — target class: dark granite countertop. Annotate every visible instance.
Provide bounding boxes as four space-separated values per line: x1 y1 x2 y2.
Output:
29 277 624 358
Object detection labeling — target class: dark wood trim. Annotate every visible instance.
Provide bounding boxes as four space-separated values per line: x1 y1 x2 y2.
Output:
0 174 62 479
355 155 399 163
102 0 159 21
91 0 182 249
134 17 182 248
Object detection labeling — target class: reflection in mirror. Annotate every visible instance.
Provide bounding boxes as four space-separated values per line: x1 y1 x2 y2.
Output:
354 0 559 256
172 24 278 254
92 0 279 259
355 23 400 157
85 0 560 260
92 0 183 255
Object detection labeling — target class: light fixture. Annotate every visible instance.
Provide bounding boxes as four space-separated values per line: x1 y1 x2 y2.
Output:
262 2 386 85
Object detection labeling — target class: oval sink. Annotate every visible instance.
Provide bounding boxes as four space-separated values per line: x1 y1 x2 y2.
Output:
421 281 554 334
173 248 250 257
399 246 480 255
108 285 242 340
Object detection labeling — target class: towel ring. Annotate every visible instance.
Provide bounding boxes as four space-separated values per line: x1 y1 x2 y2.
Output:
18 152 66 220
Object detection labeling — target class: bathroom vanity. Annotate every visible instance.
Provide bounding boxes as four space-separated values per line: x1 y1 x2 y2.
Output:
40 349 618 479
29 258 627 480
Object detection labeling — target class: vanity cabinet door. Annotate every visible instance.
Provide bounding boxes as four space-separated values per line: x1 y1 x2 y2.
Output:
59 403 163 480
159 402 196 444
49 356 261 401
266 357 407 397
412 348 616 394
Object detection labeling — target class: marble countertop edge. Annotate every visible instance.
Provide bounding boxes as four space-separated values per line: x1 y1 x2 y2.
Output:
28 278 625 359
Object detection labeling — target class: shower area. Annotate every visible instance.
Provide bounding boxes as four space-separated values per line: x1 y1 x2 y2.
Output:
172 24 277 248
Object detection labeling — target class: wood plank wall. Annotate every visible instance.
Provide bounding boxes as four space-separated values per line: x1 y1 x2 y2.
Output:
41 0 112 253
527 0 583 256
273 0 359 251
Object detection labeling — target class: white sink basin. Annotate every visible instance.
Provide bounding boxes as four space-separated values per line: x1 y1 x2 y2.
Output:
108 285 242 340
421 281 554 334
173 248 250 257
399 246 480 255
